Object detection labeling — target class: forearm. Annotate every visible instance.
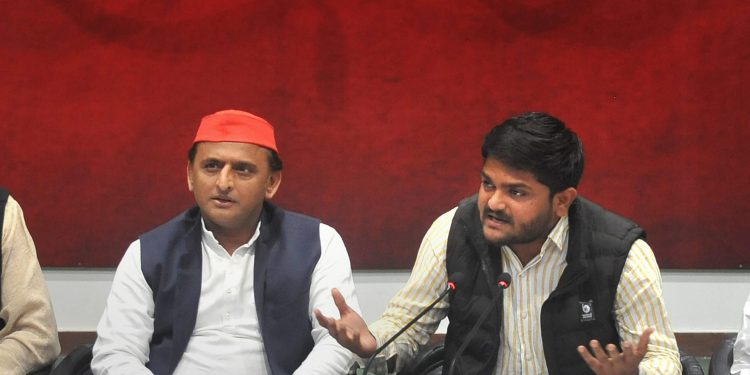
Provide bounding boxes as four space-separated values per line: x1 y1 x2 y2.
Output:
0 285 60 374
89 348 154 375
91 242 154 375
617 240 681 374
92 304 155 375
302 225 361 374
0 315 59 374
0 336 58 375
91 302 155 375
0 196 61 373
367 256 448 368
369 293 445 365
368 210 453 369
636 342 681 374
294 335 353 374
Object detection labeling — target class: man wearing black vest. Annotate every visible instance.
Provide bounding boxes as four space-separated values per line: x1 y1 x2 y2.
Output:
92 110 361 375
317 112 681 374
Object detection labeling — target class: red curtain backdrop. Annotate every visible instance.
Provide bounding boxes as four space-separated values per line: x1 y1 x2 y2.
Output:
2 0 748 269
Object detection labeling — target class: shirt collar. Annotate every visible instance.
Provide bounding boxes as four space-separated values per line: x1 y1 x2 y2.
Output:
501 215 569 257
547 215 569 253
200 219 262 256
500 215 570 271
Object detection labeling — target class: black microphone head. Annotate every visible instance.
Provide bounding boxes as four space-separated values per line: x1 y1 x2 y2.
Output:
497 272 512 289
447 272 466 292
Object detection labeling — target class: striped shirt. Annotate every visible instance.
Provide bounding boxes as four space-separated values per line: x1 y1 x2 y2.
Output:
369 207 681 374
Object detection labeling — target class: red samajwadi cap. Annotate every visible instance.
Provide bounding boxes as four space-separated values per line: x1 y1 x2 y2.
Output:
193 109 278 153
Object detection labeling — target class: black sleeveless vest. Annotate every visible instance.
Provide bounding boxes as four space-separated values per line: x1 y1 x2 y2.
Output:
139 201 321 375
444 195 644 375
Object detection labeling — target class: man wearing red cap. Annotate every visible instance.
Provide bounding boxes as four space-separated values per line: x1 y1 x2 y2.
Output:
92 110 361 375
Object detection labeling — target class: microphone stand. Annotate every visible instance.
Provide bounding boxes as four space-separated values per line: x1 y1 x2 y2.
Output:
362 273 464 375
446 273 511 375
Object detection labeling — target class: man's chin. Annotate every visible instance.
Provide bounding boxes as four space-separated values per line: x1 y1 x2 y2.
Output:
482 228 509 246
201 212 240 229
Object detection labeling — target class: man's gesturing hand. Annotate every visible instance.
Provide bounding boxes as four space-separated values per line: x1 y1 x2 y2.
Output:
577 327 655 375
315 288 378 358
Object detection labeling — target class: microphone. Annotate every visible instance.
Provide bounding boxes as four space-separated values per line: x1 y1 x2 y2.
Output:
362 272 465 375
446 272 511 375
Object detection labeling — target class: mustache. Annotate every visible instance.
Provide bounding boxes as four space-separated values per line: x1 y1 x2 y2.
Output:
211 194 235 202
485 208 512 224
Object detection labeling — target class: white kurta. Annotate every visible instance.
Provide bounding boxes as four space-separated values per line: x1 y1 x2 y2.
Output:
92 218 360 375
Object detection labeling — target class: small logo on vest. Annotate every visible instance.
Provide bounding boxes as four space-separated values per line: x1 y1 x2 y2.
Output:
579 300 595 322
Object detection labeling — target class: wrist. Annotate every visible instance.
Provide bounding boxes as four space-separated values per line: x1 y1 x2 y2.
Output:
358 332 378 358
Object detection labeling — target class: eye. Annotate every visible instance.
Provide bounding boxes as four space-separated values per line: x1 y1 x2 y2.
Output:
509 188 526 197
233 163 257 176
481 179 495 190
203 160 222 171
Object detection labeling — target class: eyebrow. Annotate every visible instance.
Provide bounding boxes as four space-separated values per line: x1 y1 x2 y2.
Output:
201 158 258 170
480 171 530 189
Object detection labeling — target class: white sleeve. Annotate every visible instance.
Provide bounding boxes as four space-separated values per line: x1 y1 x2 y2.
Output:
91 240 155 375
732 293 750 375
294 224 361 375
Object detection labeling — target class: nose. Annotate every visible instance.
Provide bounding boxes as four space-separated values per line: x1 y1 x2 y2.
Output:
216 165 234 191
486 190 506 212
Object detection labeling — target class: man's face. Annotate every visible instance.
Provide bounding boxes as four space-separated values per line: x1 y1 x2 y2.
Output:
187 142 281 235
478 158 565 247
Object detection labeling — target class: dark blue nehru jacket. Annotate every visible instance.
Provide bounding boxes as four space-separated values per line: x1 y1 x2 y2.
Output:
139 202 321 375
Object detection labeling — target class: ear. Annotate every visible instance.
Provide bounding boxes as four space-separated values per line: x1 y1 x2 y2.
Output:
552 187 578 217
265 171 282 199
187 162 195 192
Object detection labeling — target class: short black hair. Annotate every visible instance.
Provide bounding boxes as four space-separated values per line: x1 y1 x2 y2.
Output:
481 112 584 194
187 143 283 172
